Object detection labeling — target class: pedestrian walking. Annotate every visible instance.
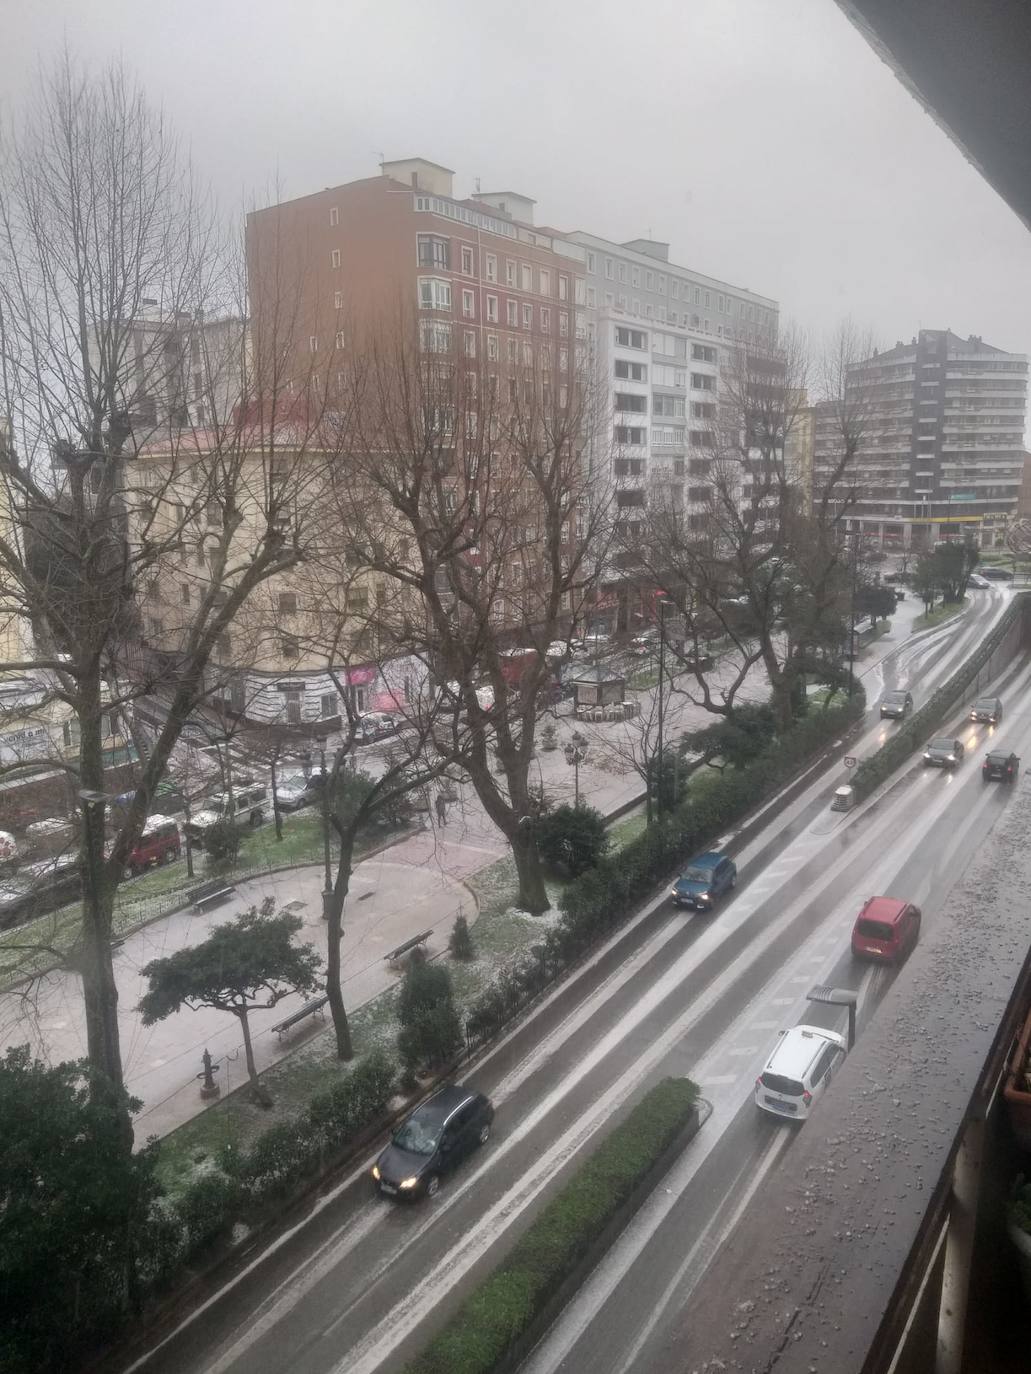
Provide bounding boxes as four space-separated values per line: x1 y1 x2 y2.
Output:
435 792 448 826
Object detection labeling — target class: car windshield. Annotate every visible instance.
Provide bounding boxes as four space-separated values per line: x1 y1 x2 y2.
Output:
885 692 907 705
974 699 996 711
929 738 955 751
392 1115 440 1156
681 866 712 882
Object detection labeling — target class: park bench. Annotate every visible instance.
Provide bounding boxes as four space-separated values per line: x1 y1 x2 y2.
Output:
271 993 329 1040
191 878 236 913
384 930 433 967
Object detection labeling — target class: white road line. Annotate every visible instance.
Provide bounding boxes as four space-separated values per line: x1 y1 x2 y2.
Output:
700 1074 738 1086
727 1046 757 1057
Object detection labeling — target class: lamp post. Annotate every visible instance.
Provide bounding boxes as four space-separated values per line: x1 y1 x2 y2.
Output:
847 531 859 700
563 732 589 808
320 745 333 921
656 597 671 819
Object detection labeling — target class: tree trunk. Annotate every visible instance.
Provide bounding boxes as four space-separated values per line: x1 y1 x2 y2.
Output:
325 830 355 1061
235 1007 271 1106
511 823 549 914
76 674 128 1125
271 756 283 841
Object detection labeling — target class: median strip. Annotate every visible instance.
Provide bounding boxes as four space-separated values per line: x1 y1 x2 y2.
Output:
402 1076 700 1374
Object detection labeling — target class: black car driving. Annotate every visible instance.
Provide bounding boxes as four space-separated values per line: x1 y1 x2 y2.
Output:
372 1085 493 1199
983 751 1019 783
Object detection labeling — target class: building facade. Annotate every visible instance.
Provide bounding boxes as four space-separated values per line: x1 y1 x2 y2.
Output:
814 330 1028 548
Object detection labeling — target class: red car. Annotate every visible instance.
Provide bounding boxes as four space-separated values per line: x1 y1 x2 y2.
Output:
125 817 181 877
851 896 921 965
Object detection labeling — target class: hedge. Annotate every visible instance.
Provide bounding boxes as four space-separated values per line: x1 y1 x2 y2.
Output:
403 1076 699 1374
851 593 1026 800
465 693 865 1045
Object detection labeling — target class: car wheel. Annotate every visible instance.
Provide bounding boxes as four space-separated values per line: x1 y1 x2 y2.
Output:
478 1123 491 1146
426 1174 441 1198
729 875 737 890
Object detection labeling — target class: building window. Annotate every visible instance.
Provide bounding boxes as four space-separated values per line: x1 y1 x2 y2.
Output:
691 344 717 362
522 303 533 328
180 583 191 606
559 311 569 337
278 591 298 613
331 249 341 268
335 330 345 349
281 635 299 659
558 274 569 300
487 333 499 360
605 258 614 279
485 253 498 282
615 326 646 349
507 337 518 363
461 245 474 275
309 335 318 352
615 359 647 381
417 233 450 269
559 347 568 371
617 293 627 308
329 206 339 226
507 299 518 326
645 270 654 290
521 263 532 291
463 329 476 358
541 306 551 332
615 392 648 413
586 286 596 308
486 294 498 322
506 259 517 285
462 288 475 317
418 277 452 310
321 692 337 719
631 266 640 287
420 320 452 353
333 290 343 310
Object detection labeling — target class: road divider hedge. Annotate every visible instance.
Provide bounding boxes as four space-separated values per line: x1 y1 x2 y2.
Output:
403 1076 699 1374
851 593 1026 801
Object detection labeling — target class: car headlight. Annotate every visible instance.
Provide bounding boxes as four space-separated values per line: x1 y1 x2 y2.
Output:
371 1164 380 1180
923 752 932 759
399 1176 419 1191
698 891 710 901
947 755 956 762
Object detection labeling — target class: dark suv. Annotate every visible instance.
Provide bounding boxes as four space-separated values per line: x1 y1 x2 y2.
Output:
983 751 1019 783
670 851 737 911
969 696 1003 725
372 1085 493 1199
880 690 913 720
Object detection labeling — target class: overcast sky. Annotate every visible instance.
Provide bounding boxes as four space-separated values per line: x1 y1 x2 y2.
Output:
3 0 1031 365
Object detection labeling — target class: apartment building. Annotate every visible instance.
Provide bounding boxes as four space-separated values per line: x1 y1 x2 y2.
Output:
246 158 587 401
813 329 1028 548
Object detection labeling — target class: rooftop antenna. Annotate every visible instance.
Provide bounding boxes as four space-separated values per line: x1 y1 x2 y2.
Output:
375 150 386 171
474 176 481 194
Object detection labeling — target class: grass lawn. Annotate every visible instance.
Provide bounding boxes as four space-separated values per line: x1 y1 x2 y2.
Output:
912 597 970 633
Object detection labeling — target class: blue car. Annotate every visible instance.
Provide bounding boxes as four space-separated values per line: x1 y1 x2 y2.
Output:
670 851 737 911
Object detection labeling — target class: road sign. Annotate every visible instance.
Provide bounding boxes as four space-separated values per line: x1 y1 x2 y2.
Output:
843 755 857 769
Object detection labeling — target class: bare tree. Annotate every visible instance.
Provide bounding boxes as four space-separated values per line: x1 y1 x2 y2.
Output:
0 58 334 1123
327 318 611 913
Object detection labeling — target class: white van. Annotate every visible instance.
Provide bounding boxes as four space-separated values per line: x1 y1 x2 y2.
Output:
185 784 267 840
754 1024 847 1121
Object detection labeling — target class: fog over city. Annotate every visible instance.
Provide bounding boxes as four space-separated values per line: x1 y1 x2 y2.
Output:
4 0 1031 370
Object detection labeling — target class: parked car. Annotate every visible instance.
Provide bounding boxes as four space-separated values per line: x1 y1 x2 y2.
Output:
968 573 991 590
974 565 1014 581
355 711 399 743
851 895 921 964
893 587 906 601
372 1085 494 1199
880 689 913 720
0 858 81 931
125 817 181 877
923 736 965 769
274 773 320 812
670 851 737 911
983 751 1020 783
754 1024 848 1121
969 695 1003 725
185 784 268 840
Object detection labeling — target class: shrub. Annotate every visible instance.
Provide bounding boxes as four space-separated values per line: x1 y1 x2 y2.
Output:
404 1078 699 1374
307 1049 396 1141
449 913 476 961
202 819 240 864
237 1118 321 1210
537 804 608 877
174 1170 242 1253
398 959 462 1078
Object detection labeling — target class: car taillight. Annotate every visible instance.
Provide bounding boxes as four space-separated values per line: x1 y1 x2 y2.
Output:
802 1090 812 1106
755 1077 763 1090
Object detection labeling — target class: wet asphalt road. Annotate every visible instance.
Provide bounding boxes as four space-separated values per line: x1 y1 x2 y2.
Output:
117 588 1022 1374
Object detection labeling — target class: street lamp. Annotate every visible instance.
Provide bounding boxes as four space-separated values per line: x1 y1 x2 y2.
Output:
319 745 333 921
847 531 859 700
563 732 589 808
656 597 672 818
